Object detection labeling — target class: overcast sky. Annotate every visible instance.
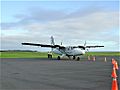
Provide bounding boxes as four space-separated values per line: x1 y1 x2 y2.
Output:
1 0 119 51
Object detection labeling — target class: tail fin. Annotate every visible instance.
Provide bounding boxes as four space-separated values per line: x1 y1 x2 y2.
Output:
84 41 86 47
51 36 55 45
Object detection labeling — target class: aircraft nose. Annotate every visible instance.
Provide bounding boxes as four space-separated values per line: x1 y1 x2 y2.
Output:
81 50 85 55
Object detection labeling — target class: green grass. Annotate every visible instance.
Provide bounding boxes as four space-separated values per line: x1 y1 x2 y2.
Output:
0 51 120 58
85 52 120 56
0 52 58 58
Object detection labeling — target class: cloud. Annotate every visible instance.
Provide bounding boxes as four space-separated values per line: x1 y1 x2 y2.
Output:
14 7 67 23
22 11 119 40
1 7 119 51
1 7 67 30
1 22 17 30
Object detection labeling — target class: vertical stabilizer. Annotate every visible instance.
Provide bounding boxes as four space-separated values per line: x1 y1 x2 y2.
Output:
51 36 55 45
84 41 86 47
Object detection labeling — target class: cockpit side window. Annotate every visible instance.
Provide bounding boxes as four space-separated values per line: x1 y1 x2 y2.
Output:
65 47 74 50
81 48 84 50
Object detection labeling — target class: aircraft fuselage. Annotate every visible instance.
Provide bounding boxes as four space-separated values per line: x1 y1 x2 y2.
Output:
53 46 85 56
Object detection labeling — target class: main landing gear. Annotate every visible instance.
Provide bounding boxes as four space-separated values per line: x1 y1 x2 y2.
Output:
76 57 80 61
57 55 80 61
73 56 80 61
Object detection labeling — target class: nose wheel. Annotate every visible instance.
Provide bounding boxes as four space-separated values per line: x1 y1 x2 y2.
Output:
73 56 76 59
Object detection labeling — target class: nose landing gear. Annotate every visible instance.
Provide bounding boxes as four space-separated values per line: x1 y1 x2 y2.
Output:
73 56 76 59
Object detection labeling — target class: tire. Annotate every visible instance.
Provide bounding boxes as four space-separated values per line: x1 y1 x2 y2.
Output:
76 57 80 61
57 56 60 60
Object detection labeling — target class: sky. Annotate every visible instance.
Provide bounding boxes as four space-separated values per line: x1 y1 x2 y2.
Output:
0 0 119 52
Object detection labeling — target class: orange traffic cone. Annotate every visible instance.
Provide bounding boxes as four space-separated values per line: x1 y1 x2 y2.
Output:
88 56 90 60
112 78 118 90
111 67 117 78
93 56 96 61
114 61 119 70
104 57 107 62
112 59 116 65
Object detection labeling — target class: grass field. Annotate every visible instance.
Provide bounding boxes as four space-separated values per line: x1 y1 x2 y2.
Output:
0 51 120 58
0 52 58 58
85 52 120 56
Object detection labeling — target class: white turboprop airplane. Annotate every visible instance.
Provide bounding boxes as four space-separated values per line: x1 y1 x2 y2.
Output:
22 36 104 60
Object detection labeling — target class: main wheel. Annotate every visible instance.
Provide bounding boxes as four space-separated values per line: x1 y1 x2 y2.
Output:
57 56 60 60
76 57 80 61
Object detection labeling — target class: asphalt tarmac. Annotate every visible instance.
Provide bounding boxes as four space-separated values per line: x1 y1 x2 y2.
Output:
0 56 119 90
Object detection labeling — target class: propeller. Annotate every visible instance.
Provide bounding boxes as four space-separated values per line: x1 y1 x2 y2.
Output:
86 49 89 52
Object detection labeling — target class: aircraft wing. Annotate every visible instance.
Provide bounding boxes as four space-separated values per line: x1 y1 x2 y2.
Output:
78 46 86 49
22 43 65 48
73 45 104 49
86 45 104 48
73 46 85 50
